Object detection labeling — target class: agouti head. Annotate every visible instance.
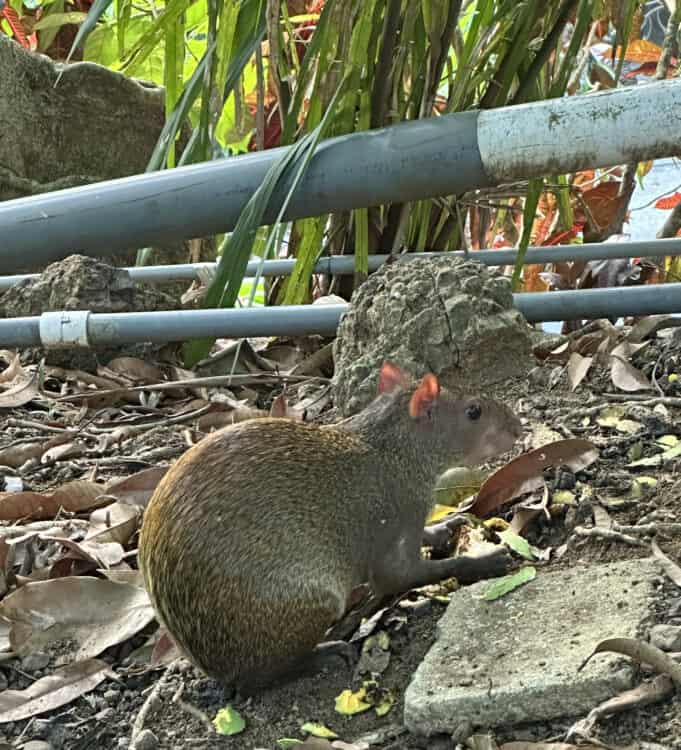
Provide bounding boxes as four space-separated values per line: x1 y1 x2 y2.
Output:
345 362 522 472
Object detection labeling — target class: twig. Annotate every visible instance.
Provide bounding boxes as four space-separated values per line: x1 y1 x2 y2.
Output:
571 526 647 547
603 394 681 407
130 660 181 742
56 373 330 403
171 682 214 734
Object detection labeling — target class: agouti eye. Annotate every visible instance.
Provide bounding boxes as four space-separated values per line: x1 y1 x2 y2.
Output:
466 403 482 421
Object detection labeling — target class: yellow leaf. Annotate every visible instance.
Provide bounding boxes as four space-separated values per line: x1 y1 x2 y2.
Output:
553 490 576 505
427 504 457 523
335 688 371 715
637 161 653 179
300 722 338 738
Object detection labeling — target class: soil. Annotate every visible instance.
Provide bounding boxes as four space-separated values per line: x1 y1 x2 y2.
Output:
1 325 681 750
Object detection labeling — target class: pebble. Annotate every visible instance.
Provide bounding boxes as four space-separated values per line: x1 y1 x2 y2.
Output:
94 708 115 722
21 651 50 672
19 742 53 750
103 689 121 703
650 624 681 651
131 729 159 750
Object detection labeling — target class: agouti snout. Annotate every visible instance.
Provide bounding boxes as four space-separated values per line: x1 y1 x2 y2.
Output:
139 362 521 693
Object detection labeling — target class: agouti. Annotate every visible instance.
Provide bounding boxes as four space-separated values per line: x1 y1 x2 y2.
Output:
139 362 522 693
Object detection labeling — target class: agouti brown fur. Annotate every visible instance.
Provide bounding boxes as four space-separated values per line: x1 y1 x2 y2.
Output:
139 363 522 692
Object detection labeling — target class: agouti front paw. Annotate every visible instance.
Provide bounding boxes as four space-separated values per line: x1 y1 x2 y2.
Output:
452 547 513 584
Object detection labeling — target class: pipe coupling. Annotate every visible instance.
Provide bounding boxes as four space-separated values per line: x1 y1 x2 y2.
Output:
39 310 92 348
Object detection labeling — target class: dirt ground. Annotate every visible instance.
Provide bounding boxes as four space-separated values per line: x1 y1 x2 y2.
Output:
1 322 681 750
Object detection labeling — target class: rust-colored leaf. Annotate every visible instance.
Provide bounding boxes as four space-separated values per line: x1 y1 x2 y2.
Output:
470 440 599 518
655 192 681 210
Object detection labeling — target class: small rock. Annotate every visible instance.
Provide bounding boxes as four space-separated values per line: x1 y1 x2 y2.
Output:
21 651 50 672
117 739 129 750
131 729 159 750
103 689 120 703
19 742 53 750
650 624 681 651
94 708 115 722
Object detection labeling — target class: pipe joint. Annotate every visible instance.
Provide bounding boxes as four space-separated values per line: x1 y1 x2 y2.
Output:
39 310 92 348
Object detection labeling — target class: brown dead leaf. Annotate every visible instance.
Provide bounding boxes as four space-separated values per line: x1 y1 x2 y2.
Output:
87 502 141 546
103 466 168 508
0 659 115 723
0 370 40 409
99 569 145 588
40 536 125 569
610 356 652 392
0 481 108 522
470 440 599 518
0 576 154 661
580 637 681 685
0 442 45 469
629 315 681 342
105 357 164 384
150 629 181 666
567 352 593 391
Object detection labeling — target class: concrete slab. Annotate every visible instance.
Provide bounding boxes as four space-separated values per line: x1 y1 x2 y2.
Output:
404 558 661 736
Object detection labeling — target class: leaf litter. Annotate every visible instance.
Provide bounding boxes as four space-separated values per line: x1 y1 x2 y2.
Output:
0 319 679 748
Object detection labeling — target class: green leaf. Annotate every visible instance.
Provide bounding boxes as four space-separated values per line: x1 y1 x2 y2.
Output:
183 76 346 366
212 705 246 736
498 529 536 561
276 741 303 750
512 177 544 290
64 0 115 63
33 11 88 29
480 566 537 601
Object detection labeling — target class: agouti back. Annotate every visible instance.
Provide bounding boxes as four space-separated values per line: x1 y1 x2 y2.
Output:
139 362 522 692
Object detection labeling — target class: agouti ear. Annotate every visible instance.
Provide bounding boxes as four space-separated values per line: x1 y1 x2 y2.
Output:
409 374 440 418
378 362 411 394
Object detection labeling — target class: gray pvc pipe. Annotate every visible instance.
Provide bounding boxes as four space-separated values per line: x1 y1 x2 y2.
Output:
3 284 681 348
1 78 680 273
0 238 678 292
0 111 485 272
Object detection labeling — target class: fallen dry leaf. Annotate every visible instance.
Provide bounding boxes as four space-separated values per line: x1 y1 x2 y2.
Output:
567 352 593 391
580 637 681 685
0 481 108 522
610 355 653 392
0 576 154 661
87 502 141 546
40 536 125 569
103 466 168 508
0 659 115 723
0 370 40 409
105 357 164 384
470 440 599 518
